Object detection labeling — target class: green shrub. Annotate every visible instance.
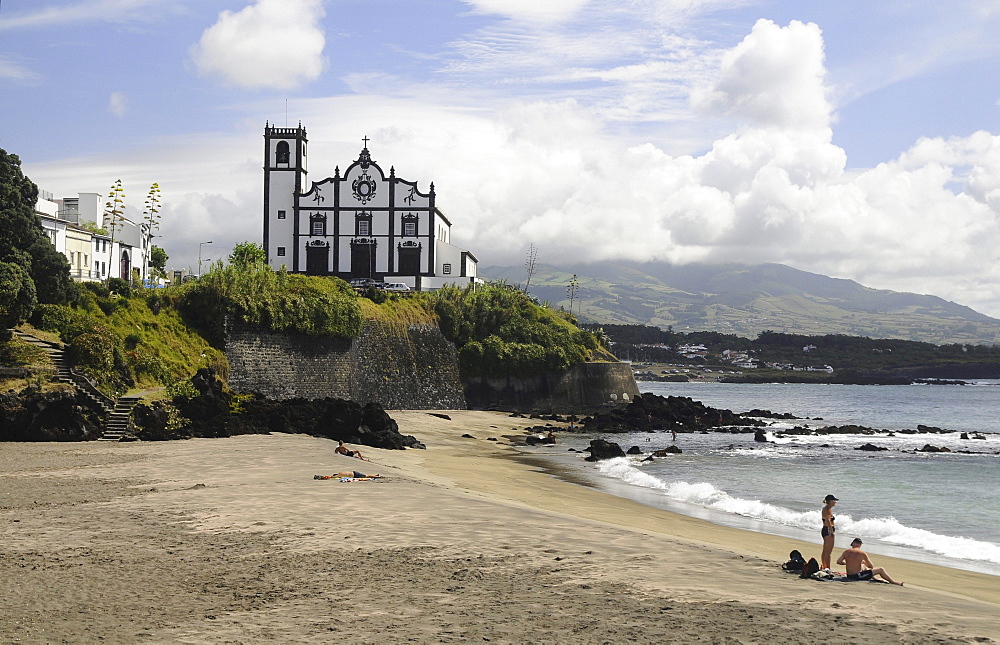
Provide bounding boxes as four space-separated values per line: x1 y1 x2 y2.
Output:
30 303 74 334
107 277 132 298
433 282 598 378
177 264 363 344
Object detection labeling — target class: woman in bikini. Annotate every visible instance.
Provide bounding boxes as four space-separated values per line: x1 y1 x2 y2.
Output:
820 494 838 569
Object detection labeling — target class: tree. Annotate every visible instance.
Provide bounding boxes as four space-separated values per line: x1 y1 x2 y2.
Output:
0 147 73 305
567 273 580 317
229 241 267 270
0 261 37 329
104 179 126 279
150 245 168 279
142 182 161 233
524 243 538 292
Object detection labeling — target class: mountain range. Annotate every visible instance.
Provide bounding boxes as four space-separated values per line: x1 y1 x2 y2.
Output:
479 261 1000 345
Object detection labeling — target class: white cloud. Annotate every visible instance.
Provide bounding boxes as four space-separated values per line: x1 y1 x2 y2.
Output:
0 56 40 83
691 19 832 130
21 13 1000 318
108 92 128 117
191 0 326 90
461 0 590 23
0 0 169 31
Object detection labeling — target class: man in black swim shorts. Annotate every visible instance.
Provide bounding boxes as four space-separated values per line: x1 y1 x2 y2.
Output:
837 538 903 585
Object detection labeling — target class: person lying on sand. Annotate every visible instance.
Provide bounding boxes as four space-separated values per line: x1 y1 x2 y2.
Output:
335 441 367 460
314 471 381 480
837 538 903 585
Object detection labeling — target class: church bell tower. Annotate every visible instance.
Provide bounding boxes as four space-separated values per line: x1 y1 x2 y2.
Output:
263 123 308 268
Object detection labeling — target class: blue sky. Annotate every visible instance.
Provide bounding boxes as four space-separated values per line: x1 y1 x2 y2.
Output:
3 1 1000 316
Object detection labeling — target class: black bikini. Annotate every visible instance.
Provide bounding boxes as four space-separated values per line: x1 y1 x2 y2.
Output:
822 515 835 538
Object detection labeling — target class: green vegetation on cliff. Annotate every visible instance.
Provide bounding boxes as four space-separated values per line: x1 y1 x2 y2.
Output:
30 283 223 396
177 248 363 345
430 282 605 378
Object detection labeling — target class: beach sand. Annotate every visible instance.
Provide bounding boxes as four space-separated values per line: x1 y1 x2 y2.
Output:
1 410 997 644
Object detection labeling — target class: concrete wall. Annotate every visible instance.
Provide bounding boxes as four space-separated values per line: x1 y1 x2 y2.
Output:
225 320 467 410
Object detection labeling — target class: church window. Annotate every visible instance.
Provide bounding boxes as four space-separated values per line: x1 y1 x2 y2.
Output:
277 210 286 219
443 263 452 275
276 141 290 164
310 213 326 236
356 211 373 237
277 247 286 257
404 221 416 236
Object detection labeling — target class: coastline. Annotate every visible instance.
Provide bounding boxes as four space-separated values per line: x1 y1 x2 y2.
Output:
2 410 998 643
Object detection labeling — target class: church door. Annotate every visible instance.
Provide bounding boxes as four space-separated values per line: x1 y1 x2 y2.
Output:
119 249 130 281
350 239 376 278
397 243 421 275
305 242 329 275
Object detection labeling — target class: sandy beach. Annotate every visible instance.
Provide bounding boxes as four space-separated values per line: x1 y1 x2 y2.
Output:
2 410 998 644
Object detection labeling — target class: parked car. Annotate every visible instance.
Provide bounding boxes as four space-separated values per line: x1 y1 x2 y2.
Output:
382 282 410 292
349 278 379 289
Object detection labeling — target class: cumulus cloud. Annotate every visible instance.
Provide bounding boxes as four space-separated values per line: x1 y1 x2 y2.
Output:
23 14 1000 317
108 92 128 117
691 19 833 130
191 0 326 90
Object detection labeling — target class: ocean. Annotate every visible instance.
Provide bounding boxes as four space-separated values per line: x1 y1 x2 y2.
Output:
533 381 1000 577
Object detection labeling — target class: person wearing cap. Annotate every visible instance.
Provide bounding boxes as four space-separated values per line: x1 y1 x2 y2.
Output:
837 538 904 585
820 494 838 569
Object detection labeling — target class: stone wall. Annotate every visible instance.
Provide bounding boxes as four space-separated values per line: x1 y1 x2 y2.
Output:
462 361 640 413
226 320 639 412
225 320 467 410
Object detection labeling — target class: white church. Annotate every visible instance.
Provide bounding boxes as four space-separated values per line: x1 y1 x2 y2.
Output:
263 124 479 290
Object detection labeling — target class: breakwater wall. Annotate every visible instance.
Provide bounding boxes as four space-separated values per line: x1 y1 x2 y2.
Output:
463 361 640 413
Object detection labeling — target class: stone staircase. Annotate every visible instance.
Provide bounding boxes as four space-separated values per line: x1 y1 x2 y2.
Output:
10 328 127 441
99 394 144 442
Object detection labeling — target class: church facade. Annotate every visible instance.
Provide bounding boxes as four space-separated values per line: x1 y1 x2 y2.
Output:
263 124 478 289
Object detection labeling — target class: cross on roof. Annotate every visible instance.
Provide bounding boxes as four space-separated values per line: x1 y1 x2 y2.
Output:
362 135 369 148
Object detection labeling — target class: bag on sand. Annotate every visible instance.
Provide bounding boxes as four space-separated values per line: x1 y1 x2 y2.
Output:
800 557 820 579
782 549 806 573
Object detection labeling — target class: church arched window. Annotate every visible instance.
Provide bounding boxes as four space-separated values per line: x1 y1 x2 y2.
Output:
276 141 290 165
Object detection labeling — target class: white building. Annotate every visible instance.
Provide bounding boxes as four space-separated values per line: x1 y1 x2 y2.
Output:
34 191 151 282
263 124 479 290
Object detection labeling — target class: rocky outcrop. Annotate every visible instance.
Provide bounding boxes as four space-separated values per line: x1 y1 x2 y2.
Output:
0 385 105 441
584 439 626 461
133 368 422 449
583 393 752 433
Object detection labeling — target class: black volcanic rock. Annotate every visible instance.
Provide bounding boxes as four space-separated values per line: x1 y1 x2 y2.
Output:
584 439 626 461
584 393 754 434
0 385 105 441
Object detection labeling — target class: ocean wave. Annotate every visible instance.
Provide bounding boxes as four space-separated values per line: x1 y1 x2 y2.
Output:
596 457 1000 565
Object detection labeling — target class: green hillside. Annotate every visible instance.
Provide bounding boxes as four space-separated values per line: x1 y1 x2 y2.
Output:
482 261 1000 345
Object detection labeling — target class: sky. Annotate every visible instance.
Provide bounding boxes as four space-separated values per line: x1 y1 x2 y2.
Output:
2 1 1000 316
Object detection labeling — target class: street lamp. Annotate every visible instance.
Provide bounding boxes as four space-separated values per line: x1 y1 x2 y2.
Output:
198 240 213 277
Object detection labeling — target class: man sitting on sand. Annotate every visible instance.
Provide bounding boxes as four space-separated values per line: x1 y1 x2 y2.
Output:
335 441 367 460
837 538 903 585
